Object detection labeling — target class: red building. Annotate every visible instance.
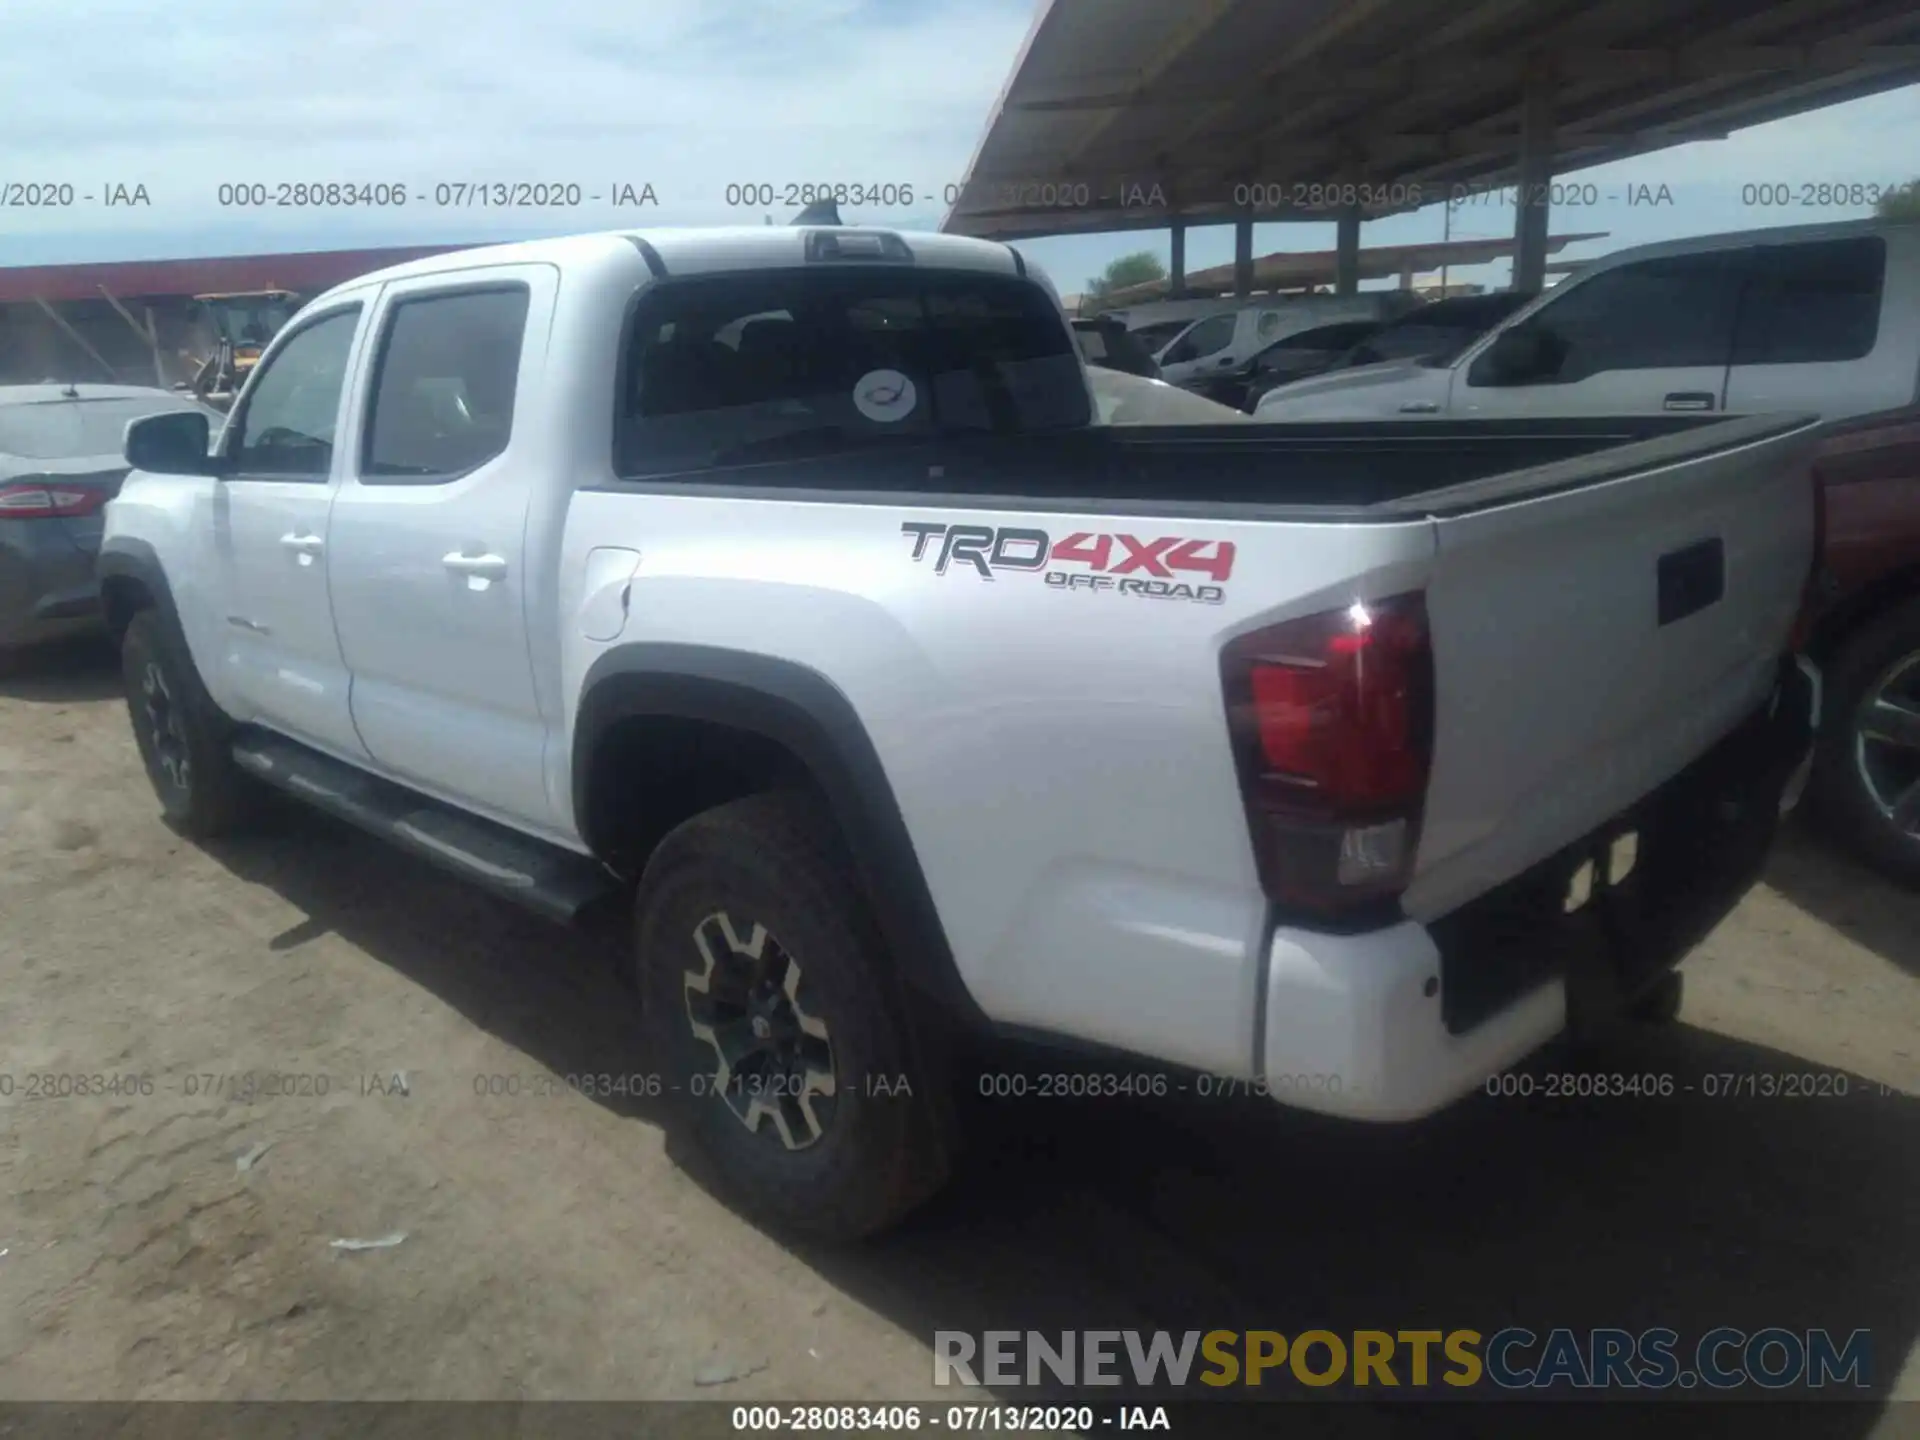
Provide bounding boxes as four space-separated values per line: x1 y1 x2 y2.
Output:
0 243 476 387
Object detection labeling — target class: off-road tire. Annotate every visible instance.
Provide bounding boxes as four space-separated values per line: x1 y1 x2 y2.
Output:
121 608 260 838
634 790 955 1241
1810 597 1920 886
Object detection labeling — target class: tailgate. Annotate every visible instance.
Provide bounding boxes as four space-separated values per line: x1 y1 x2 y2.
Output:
1401 414 1822 920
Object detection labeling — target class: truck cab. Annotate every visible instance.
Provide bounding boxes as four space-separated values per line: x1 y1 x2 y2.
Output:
97 226 1824 1244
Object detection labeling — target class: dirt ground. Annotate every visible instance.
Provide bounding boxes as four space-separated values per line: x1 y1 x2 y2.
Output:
2 639 1918 1434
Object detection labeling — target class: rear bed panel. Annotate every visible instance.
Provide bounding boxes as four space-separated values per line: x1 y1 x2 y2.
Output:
1402 418 1821 922
561 488 1435 1077
564 413 1819 1075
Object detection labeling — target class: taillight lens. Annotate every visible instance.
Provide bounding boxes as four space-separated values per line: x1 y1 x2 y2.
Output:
1222 593 1435 919
1788 461 1827 654
0 482 107 519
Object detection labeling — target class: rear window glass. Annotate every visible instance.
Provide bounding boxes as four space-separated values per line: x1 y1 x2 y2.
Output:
362 287 529 482
615 270 1089 477
1351 324 1479 365
1732 237 1885 366
0 397 199 460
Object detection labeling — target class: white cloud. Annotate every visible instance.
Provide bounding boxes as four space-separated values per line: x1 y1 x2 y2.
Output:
0 0 1032 257
1 2 1914 283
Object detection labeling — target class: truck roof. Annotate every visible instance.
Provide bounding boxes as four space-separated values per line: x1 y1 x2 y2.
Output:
0 382 200 405
308 227 1033 308
1582 215 1920 272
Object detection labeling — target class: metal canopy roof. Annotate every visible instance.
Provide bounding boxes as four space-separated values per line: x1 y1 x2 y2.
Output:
0 243 476 306
1091 230 1608 305
945 0 1920 240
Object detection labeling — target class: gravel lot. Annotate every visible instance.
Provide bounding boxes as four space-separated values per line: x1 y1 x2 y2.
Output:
2 639 1917 1434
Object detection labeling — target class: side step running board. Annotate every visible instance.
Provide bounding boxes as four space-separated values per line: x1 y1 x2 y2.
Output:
231 731 618 925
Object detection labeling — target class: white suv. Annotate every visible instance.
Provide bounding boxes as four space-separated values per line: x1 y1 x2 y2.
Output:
1255 218 1920 425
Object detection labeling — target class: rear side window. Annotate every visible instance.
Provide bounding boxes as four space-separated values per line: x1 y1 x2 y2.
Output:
615 270 1087 477
1168 314 1237 362
362 286 530 483
1276 322 1376 353
1732 237 1885 366
1504 254 1744 379
1130 320 1190 353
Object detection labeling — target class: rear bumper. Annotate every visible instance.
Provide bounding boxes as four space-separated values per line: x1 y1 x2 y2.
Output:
0 524 104 648
1260 919 1566 1121
1259 655 1819 1122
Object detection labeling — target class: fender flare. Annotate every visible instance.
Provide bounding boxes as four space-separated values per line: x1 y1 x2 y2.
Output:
96 536 179 638
574 643 983 1023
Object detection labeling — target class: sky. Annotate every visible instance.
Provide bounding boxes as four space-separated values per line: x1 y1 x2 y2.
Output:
2 0 1917 295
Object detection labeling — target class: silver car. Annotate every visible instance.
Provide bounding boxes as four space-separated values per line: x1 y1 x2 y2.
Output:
0 384 221 664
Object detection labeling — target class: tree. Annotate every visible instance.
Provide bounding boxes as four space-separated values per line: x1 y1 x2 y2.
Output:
1084 250 1167 302
1875 181 1920 222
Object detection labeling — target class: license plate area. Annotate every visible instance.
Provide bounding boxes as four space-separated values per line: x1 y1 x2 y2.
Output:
1432 670 1803 1036
1561 829 1641 914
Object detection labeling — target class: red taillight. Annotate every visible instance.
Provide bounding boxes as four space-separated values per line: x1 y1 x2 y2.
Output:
0 482 106 519
1788 464 1827 654
1223 593 1434 918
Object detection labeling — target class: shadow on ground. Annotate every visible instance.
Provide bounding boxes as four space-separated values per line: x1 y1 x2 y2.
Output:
0 637 121 705
1766 818 1920 979
200 801 664 1126
195 796 1916 1440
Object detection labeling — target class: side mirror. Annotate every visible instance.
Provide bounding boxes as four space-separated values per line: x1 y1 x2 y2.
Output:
125 410 222 476
1473 326 1555 386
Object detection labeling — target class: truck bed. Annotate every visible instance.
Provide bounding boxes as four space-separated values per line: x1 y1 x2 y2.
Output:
610 412 1807 518
573 405 1822 1074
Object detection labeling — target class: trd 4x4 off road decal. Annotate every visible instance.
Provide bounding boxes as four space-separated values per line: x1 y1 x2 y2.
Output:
900 522 1233 605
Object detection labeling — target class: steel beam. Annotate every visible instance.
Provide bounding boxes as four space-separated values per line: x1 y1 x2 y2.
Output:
1335 207 1362 296
1512 60 1555 293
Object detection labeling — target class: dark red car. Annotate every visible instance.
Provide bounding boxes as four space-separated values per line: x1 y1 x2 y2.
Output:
1801 405 1920 883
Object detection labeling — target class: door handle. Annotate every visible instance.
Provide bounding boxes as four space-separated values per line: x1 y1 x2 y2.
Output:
443 551 508 581
1398 400 1439 414
1663 392 1716 412
279 532 324 553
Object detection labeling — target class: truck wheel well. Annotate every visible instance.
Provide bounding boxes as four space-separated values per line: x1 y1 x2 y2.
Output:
100 575 155 641
582 714 813 879
1812 563 1920 665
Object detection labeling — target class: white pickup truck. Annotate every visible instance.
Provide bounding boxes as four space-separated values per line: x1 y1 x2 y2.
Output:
1255 218 1920 427
101 226 1822 1240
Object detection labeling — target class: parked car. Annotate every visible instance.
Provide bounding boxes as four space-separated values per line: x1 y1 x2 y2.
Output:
1240 295 1539 414
1071 317 1162 379
1337 292 1541 370
1121 316 1190 357
1087 365 1252 425
1255 219 1920 424
103 227 1818 1241
1153 292 1420 390
1800 405 1920 883
1125 317 1198 356
1190 319 1387 411
0 383 221 667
